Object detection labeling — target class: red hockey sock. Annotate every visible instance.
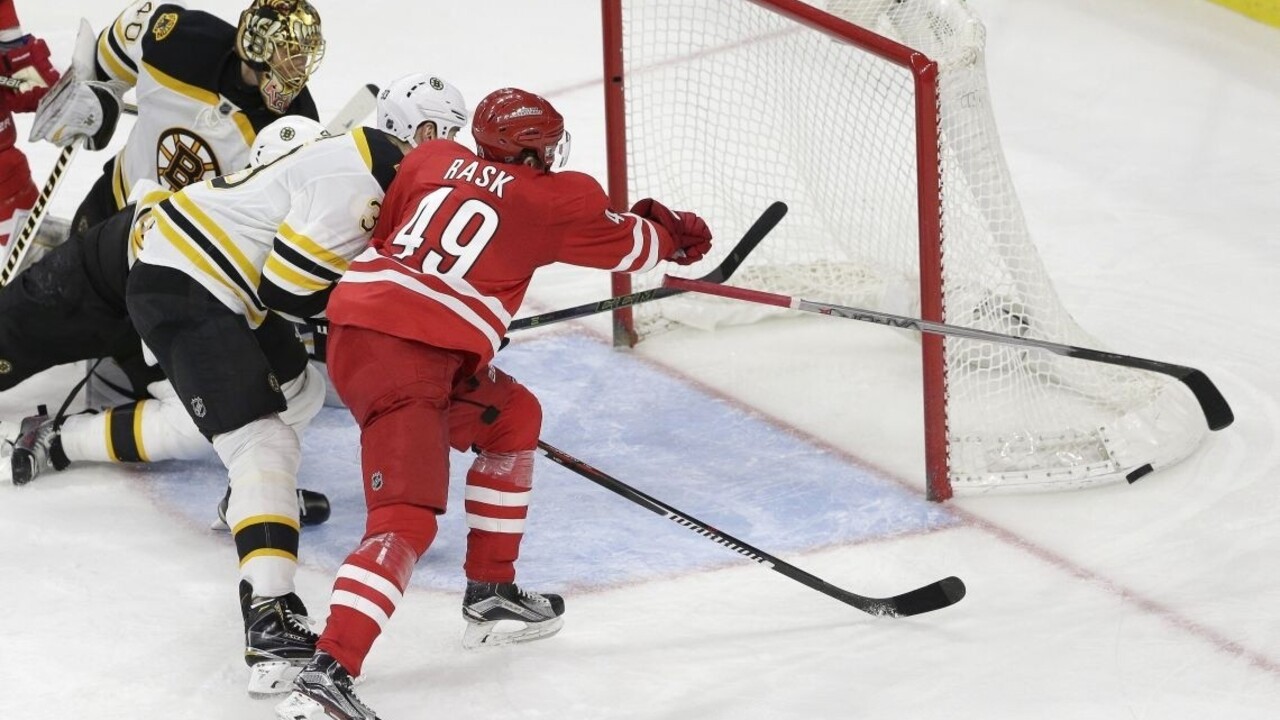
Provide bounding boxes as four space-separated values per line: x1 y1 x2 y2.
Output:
318 514 436 676
463 450 535 583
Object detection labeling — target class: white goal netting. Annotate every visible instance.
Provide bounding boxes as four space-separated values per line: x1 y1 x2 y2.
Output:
613 0 1207 494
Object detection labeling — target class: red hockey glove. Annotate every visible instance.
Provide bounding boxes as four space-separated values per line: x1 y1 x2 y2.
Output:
1 35 61 113
630 198 713 266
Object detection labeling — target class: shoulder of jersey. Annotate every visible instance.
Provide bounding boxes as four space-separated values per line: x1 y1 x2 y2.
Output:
351 127 405 192
538 169 607 216
140 6 235 91
542 169 605 199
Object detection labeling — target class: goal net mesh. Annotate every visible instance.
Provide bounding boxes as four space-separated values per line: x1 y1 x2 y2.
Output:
613 0 1207 494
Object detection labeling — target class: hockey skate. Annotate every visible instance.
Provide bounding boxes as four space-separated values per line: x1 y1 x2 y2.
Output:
242 580 320 696
275 652 379 720
9 406 66 485
461 580 565 649
212 486 332 531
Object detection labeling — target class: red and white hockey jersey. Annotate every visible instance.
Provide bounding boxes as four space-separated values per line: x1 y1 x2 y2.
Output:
327 139 678 370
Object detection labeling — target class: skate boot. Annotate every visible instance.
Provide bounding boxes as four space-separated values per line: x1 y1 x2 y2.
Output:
212 486 332 531
275 652 379 720
241 580 320 696
9 406 67 485
461 580 565 649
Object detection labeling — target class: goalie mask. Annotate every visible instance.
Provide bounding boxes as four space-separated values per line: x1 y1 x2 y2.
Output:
376 73 469 147
236 0 326 114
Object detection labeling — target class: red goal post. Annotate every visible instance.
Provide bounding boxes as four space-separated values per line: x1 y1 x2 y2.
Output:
599 0 1209 500
603 0 950 497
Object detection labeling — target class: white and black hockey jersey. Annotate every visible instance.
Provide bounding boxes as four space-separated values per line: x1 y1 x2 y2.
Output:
137 127 401 327
94 0 319 212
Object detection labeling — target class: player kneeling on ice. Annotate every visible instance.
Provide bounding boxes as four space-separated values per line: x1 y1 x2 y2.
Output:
120 73 469 697
274 87 713 720
0 117 328 530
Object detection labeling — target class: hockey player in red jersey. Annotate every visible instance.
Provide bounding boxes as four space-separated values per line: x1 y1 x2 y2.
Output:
117 71 467 697
0 0 58 267
276 87 714 720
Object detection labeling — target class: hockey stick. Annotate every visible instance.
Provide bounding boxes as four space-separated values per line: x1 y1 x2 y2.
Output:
323 83 379 134
120 83 380 134
663 277 1235 432
537 439 966 617
304 202 785 340
508 201 788 332
0 142 79 286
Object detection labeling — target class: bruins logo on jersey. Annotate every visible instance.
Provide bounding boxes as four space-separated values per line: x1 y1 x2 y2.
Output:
156 129 221 191
152 12 179 41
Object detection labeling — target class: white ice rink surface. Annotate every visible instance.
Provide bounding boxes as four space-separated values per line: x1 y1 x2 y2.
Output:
2 1 1279 718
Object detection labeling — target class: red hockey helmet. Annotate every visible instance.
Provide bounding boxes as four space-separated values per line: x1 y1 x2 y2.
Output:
471 88 567 169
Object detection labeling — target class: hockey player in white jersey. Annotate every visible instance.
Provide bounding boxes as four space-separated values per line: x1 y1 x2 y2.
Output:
122 73 468 696
1 114 326 478
29 0 325 235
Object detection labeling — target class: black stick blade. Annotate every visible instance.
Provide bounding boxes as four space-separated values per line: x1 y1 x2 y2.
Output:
704 201 788 283
837 576 967 618
890 575 967 617
1180 369 1234 431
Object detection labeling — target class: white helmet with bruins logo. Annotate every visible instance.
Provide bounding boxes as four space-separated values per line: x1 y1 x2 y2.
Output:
249 115 327 167
377 73 469 147
236 0 326 114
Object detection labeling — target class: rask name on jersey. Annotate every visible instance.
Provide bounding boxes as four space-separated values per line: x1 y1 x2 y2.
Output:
441 159 517 198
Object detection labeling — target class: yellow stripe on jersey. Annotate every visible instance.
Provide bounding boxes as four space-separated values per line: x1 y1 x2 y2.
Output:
279 223 350 274
128 189 168 264
111 155 129 210
143 61 220 106
129 224 145 263
230 111 257 149
97 27 137 86
172 193 261 287
137 188 172 213
154 211 267 325
352 128 374 172
264 254 331 292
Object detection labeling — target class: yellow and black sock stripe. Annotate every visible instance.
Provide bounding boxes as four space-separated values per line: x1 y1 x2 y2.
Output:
104 401 149 463
233 514 301 566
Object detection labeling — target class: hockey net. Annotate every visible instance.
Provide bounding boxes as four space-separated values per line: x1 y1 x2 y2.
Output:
603 0 1208 499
